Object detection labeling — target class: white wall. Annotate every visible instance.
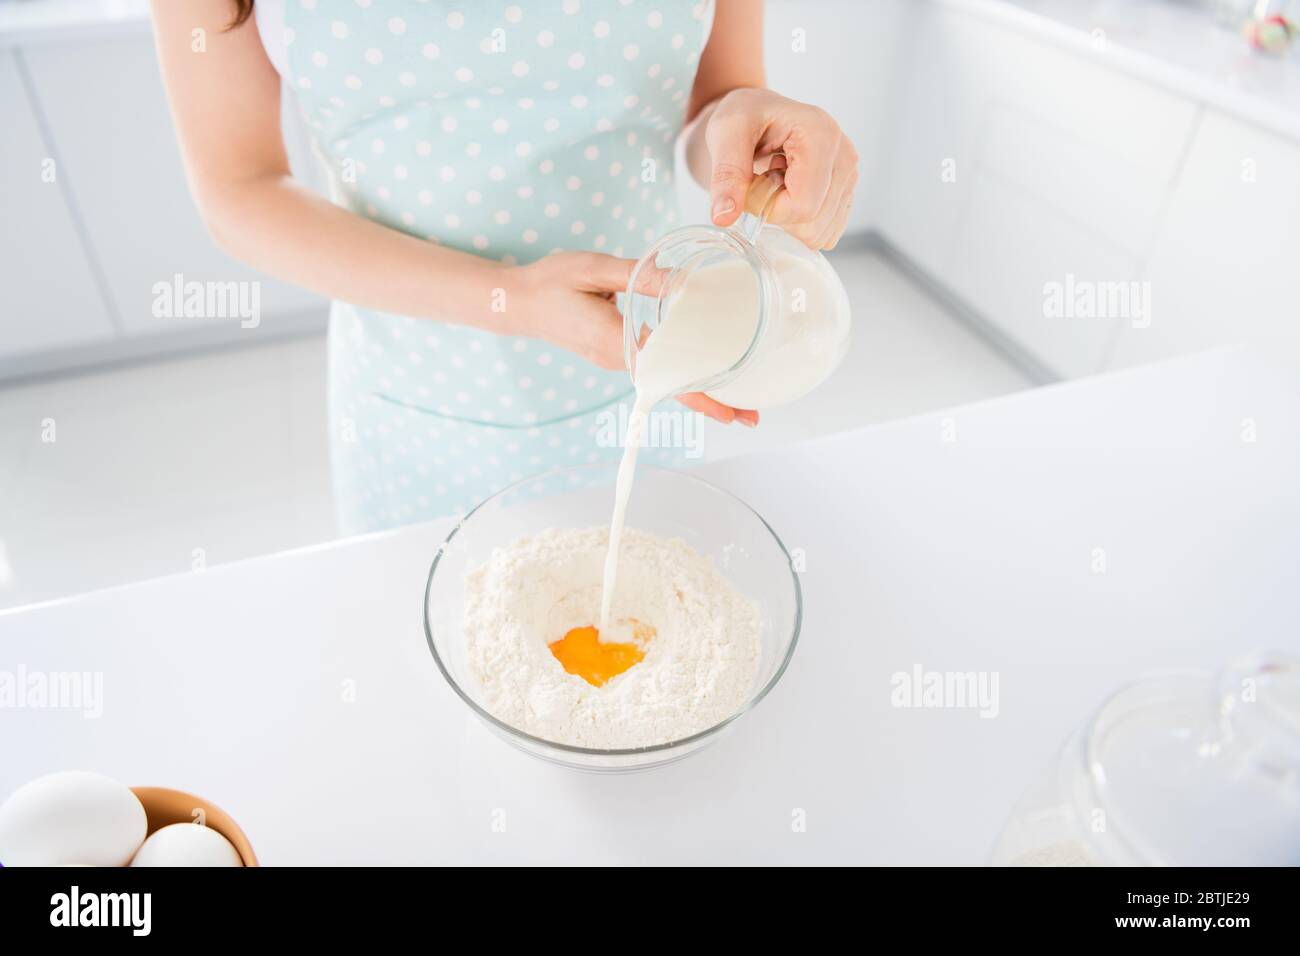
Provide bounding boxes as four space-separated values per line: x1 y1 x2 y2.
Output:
675 0 905 230
764 0 907 232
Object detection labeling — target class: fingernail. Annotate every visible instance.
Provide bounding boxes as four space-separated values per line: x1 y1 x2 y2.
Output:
711 196 735 222
739 416 757 428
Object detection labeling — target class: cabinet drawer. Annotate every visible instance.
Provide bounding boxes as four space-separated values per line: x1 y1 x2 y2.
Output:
878 2 1199 376
0 49 115 361
949 173 1140 378
976 99 1183 259
22 34 323 338
1109 109 1300 369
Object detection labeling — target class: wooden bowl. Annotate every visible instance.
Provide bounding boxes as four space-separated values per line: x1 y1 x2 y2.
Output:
130 787 258 866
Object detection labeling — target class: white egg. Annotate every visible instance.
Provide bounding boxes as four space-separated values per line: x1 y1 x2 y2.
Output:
0 771 146 867
130 823 243 867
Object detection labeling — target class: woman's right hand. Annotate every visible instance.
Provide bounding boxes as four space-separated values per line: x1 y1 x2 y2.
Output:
507 252 759 426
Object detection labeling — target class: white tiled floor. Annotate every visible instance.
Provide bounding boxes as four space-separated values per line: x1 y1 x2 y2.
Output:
0 247 1034 610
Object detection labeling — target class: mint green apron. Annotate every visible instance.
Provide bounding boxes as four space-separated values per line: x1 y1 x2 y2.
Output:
280 1 712 532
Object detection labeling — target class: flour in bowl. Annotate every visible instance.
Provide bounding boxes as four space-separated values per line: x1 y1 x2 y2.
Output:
464 526 762 749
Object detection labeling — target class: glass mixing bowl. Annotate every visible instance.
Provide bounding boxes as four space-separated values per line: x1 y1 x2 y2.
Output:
423 463 802 772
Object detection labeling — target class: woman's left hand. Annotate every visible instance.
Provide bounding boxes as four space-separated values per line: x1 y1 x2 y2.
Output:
703 88 859 250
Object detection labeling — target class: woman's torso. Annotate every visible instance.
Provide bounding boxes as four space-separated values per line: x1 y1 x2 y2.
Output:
258 0 713 428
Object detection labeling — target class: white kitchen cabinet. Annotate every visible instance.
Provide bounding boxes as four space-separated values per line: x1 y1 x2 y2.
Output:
877 2 1199 377
1108 109 1300 371
949 173 1142 377
20 33 323 340
0 48 116 360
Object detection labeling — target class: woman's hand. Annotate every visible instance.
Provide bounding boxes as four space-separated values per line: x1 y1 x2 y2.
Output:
508 252 759 426
702 88 859 250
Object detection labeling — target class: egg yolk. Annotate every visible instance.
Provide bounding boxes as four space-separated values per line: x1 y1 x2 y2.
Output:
548 621 654 687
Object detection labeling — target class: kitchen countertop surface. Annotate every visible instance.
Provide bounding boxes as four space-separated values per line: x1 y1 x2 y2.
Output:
2 346 1297 864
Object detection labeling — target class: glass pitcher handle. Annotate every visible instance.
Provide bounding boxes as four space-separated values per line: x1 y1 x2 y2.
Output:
735 167 785 245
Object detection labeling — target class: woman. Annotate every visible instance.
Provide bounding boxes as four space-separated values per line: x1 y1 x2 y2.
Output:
151 0 858 533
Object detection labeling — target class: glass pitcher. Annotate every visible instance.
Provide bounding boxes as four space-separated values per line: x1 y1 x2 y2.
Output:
989 651 1300 866
621 170 853 410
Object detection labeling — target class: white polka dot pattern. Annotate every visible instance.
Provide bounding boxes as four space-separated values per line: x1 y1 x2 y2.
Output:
280 1 712 528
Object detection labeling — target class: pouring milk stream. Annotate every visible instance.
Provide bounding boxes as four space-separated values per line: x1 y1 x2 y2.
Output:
597 171 852 638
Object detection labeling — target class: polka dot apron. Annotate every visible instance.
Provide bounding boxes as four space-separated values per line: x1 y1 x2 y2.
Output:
279 0 712 533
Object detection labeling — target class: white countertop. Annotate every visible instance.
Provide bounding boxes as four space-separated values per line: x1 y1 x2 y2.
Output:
3 347 1298 864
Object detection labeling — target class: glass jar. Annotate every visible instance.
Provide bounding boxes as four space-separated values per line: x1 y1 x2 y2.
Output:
989 651 1300 866
621 171 853 410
